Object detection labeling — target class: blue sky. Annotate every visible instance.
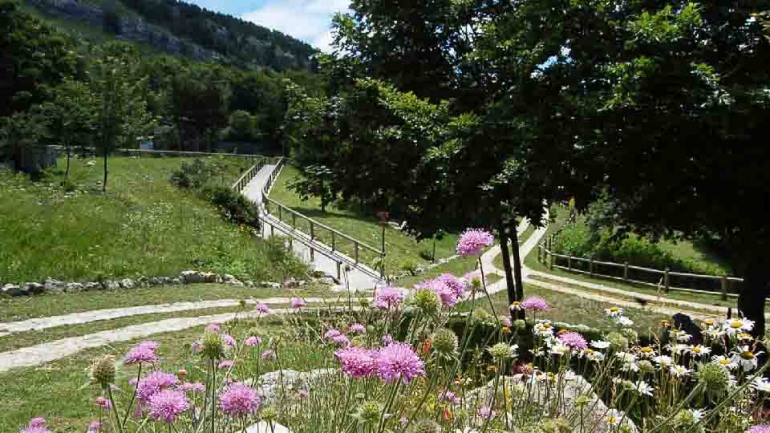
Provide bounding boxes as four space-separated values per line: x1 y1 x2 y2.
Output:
188 0 350 52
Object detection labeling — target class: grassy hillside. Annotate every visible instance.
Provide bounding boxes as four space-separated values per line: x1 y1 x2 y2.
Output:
0 156 307 283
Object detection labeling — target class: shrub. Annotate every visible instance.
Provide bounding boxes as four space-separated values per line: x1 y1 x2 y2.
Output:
207 186 261 228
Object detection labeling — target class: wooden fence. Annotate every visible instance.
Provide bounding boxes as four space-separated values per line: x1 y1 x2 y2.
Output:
260 159 386 274
537 235 744 300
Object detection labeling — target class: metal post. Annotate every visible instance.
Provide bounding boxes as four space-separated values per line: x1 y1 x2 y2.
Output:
664 268 670 293
623 262 629 281
721 276 728 301
355 243 360 264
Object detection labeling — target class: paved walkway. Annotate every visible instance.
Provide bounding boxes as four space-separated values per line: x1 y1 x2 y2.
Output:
242 164 383 292
0 297 333 336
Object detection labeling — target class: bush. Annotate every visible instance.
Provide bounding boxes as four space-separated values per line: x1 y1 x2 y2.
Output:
170 159 214 190
207 186 261 228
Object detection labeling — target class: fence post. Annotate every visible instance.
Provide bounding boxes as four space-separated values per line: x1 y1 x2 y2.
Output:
589 258 594 277
292 214 296 229
336 261 341 280
548 250 554 270
567 255 572 270
355 243 360 264
278 205 282 222
331 232 336 252
721 276 728 301
537 245 542 263
664 268 670 293
310 222 315 242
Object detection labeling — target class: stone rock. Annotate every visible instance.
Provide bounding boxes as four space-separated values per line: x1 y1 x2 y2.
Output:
255 368 338 406
467 373 637 433
246 421 291 433
2 284 26 297
24 282 45 295
150 277 165 286
44 278 66 293
85 282 102 291
102 280 120 290
259 281 281 289
282 278 299 289
180 270 204 284
244 281 255 288
223 274 244 286
119 279 135 289
65 282 84 293
171 278 182 285
317 276 337 285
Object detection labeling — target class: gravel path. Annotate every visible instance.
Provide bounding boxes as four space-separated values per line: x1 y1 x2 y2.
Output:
0 297 333 336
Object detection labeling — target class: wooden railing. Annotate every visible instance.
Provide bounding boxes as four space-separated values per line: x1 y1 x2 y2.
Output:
232 158 268 193
260 159 386 275
537 235 743 300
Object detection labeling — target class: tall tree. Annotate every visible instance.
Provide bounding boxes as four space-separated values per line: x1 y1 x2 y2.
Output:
91 42 150 192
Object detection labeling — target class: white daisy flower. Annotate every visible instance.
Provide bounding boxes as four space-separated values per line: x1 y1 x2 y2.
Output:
751 377 770 393
653 355 674 367
605 307 624 318
731 346 760 372
605 409 625 426
616 351 637 364
617 316 634 327
723 318 755 335
711 355 739 370
591 340 611 350
689 409 705 421
550 342 570 357
669 365 692 378
581 349 605 362
632 380 654 396
688 345 712 358
638 346 656 358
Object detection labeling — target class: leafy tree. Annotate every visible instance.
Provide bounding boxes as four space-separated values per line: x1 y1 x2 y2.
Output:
0 111 45 171
90 42 151 192
39 79 95 183
227 110 257 142
288 165 336 212
169 65 230 151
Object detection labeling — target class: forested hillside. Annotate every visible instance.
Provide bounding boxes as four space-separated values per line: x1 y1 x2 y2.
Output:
24 0 317 70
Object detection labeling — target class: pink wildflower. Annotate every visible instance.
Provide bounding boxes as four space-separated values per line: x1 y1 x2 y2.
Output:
22 417 51 433
436 273 466 298
218 360 234 369
439 390 460 405
27 418 46 428
222 334 237 347
335 346 377 378
374 287 405 310
456 229 494 256
349 323 366 334
136 371 179 404
477 406 497 420
297 389 309 398
290 297 306 309
179 382 206 393
94 396 112 409
521 296 549 311
206 323 220 332
244 336 262 347
501 316 512 328
261 350 275 361
382 334 394 345
749 426 770 433
87 420 102 433
124 341 159 365
417 279 458 307
463 270 485 288
148 389 189 424
219 383 260 417
375 343 425 384
332 334 350 346
255 302 270 314
558 331 588 351
324 329 343 340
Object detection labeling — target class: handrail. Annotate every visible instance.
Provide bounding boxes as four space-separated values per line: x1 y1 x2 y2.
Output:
260 159 385 260
537 235 744 300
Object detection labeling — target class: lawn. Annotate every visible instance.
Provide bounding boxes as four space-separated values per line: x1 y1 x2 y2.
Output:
0 156 307 284
267 165 459 275
393 255 502 288
0 317 337 432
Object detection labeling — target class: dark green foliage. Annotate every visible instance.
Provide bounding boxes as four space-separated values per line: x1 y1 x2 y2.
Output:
207 186 261 229
288 165 335 212
170 158 213 190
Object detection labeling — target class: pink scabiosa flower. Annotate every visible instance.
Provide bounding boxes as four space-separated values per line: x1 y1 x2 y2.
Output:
477 406 497 420
501 316 512 328
218 360 234 369
749 425 770 433
148 389 189 424
558 331 588 351
219 383 260 418
261 350 276 361
136 371 179 404
463 270 485 289
521 296 549 311
297 389 309 398
87 420 102 433
349 323 366 334
456 229 494 256
22 418 50 433
436 273 466 298
222 334 237 347
374 287 405 310
124 341 159 365
335 346 377 379
439 390 460 405
417 279 458 308
382 334 394 345
255 302 270 315
206 323 221 332
324 329 343 341
244 336 262 347
376 343 425 384
94 396 112 410
179 382 206 394
290 297 306 309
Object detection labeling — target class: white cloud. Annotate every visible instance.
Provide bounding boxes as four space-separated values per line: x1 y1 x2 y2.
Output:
241 0 350 52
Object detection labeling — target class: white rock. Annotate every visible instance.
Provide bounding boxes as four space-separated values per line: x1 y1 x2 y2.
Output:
65 282 84 293
120 279 135 289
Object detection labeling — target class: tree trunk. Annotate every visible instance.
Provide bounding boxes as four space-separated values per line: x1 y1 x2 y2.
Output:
509 221 525 303
102 148 108 193
739 261 768 338
499 227 521 320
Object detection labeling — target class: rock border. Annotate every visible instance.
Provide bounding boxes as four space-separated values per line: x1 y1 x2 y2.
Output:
1 270 336 297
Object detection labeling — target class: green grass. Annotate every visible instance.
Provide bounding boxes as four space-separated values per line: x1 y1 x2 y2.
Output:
393 255 501 288
0 156 307 284
0 319 336 432
463 284 669 335
0 283 332 322
268 165 459 274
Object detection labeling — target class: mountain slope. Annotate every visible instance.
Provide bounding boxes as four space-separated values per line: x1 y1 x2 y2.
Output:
24 0 317 71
